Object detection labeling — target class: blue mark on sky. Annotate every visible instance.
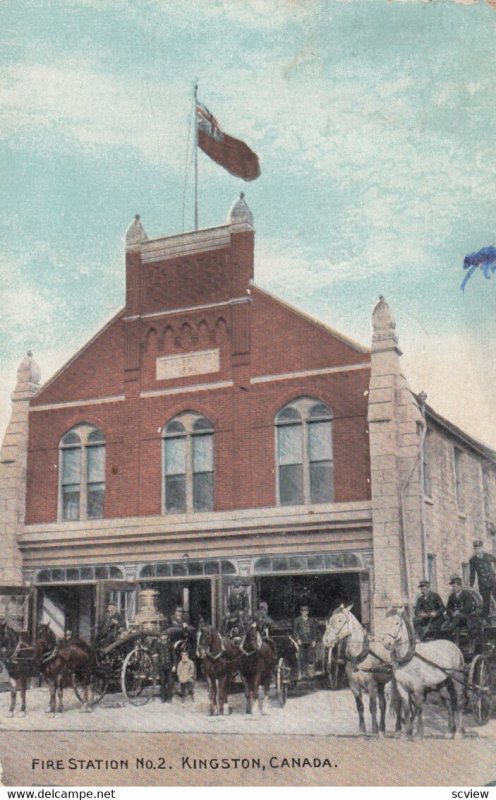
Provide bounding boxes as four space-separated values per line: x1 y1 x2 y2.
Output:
461 246 496 291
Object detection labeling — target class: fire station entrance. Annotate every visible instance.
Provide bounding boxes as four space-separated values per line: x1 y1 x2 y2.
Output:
255 571 362 623
141 579 212 626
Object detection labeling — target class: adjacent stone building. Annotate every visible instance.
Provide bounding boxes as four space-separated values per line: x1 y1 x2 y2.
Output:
1 196 495 637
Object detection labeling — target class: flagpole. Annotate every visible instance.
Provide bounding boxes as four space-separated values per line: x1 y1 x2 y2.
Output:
194 80 199 230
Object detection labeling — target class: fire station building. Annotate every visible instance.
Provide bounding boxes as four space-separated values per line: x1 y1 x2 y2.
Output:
1 196 495 638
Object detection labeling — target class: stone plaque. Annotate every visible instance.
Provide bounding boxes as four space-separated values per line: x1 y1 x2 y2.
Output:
156 348 220 381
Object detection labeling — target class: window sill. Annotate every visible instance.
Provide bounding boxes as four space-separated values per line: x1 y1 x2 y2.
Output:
423 496 434 506
458 511 467 520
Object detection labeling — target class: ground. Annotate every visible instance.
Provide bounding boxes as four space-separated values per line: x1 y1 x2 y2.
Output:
0 678 494 738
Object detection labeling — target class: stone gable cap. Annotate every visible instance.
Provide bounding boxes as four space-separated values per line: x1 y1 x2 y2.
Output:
126 214 148 249
16 351 41 386
371 295 396 334
228 192 254 227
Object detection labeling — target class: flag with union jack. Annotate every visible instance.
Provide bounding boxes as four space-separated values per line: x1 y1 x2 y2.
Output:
196 101 261 182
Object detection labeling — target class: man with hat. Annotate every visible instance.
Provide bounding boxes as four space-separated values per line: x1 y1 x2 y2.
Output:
96 602 125 648
469 540 496 620
293 604 317 678
413 580 445 640
441 575 481 638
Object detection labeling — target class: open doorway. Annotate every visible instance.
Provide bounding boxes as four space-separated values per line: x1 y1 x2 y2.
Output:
256 572 362 623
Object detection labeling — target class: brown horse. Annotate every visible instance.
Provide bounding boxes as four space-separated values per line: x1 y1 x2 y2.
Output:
0 621 40 717
36 624 93 715
239 623 276 715
196 625 241 716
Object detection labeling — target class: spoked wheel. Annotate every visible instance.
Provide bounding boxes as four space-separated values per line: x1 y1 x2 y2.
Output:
468 654 492 726
276 657 289 707
326 644 345 690
72 674 93 705
121 647 157 706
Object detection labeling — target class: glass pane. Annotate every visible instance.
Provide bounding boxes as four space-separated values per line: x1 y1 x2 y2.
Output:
205 561 220 575
37 570 51 583
188 561 203 575
110 566 124 578
140 565 154 577
52 569 64 582
193 434 213 472
193 471 214 511
87 446 105 482
88 428 105 443
172 563 187 576
309 403 331 419
193 416 213 432
95 567 108 579
273 557 288 571
278 424 302 466
307 555 325 570
221 560 236 574
165 437 186 475
66 568 79 581
308 421 332 462
88 484 105 518
165 420 185 435
62 431 81 445
310 461 333 503
254 558 271 573
276 406 301 423
62 448 81 484
63 486 80 520
165 474 186 512
80 567 93 580
289 556 306 571
279 464 304 505
157 563 171 577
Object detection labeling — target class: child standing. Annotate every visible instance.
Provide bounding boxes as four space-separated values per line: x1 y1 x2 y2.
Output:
177 649 195 702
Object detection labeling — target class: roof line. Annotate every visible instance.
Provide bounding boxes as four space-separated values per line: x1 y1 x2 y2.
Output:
424 402 496 463
251 284 370 355
31 306 125 402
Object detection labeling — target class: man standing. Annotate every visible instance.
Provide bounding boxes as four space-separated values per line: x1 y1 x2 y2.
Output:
441 576 481 638
153 630 175 703
293 604 317 678
413 580 445 640
253 601 273 638
469 540 496 619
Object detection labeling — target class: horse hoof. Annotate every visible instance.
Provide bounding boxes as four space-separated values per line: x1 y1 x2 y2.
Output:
394 732 402 740
7 711 14 718
18 711 26 718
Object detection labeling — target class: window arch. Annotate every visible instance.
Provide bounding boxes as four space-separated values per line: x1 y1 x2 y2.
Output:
59 424 105 520
162 412 214 513
276 398 333 506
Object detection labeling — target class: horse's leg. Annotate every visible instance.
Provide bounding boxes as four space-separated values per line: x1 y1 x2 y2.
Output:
390 678 403 737
56 676 64 714
369 682 379 735
413 690 424 738
377 682 386 736
46 681 56 716
351 685 366 734
218 678 226 716
8 677 16 717
207 677 216 716
396 681 412 738
19 677 27 717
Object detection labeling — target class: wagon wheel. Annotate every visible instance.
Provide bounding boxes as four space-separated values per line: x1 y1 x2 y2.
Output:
121 647 157 706
72 673 98 705
326 643 344 690
468 654 492 726
89 672 108 706
276 657 289 707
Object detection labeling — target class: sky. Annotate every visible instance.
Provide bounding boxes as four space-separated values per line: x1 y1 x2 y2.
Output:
0 0 495 448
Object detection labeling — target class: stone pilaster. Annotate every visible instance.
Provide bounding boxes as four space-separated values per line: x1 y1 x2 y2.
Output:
0 352 41 585
368 298 424 632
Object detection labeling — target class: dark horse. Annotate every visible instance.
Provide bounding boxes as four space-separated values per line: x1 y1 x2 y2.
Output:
196 625 241 716
239 622 276 715
0 621 40 717
36 624 93 716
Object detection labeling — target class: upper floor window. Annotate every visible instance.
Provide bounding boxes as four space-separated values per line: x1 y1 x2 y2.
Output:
163 412 214 513
422 430 432 497
59 425 105 521
276 398 333 506
454 447 464 512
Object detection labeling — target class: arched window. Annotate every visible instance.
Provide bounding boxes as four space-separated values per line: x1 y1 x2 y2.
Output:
163 412 214 513
59 424 105 520
276 398 333 506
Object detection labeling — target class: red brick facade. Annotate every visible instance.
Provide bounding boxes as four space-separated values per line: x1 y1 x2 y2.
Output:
26 223 371 524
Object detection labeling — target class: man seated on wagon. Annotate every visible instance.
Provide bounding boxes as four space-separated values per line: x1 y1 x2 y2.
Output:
222 581 250 639
441 575 482 644
413 580 445 640
95 603 125 649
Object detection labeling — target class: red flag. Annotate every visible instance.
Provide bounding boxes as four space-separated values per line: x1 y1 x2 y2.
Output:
196 101 261 182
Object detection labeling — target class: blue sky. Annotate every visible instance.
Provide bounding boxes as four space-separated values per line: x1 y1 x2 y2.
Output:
1 0 495 447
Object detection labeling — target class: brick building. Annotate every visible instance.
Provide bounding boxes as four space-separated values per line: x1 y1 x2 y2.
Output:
1 195 495 638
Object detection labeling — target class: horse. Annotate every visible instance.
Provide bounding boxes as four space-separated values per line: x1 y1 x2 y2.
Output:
239 622 276 715
36 624 93 716
0 621 40 717
382 608 466 738
196 624 241 716
323 605 399 736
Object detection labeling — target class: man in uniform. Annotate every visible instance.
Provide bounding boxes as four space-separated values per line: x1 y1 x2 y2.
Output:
441 575 481 639
253 602 273 638
153 630 175 703
96 603 125 648
469 540 496 620
293 604 317 678
413 580 445 640
223 581 249 637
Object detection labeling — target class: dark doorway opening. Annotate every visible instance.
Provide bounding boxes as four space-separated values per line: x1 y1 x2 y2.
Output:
256 572 361 623
145 579 212 626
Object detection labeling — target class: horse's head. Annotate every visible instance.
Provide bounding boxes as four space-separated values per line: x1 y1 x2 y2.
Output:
241 622 262 653
382 608 406 653
196 624 215 658
0 620 12 656
322 604 353 649
36 624 56 656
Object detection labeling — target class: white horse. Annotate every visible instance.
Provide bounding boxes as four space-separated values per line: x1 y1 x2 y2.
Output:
382 609 465 738
323 605 399 736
